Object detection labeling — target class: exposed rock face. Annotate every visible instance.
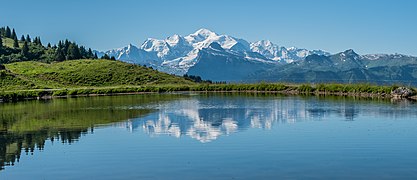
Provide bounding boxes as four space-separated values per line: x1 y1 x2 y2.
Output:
391 87 415 98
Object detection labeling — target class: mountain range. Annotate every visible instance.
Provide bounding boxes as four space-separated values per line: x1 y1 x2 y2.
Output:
97 29 329 75
98 29 417 85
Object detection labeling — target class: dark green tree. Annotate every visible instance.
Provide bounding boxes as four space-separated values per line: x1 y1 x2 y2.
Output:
13 36 19 48
64 39 70 53
37 37 42 46
0 27 5 36
47 43 51 48
5 26 11 38
20 35 26 41
66 43 81 60
0 35 3 48
11 28 17 40
26 34 31 42
33 37 38 45
110 56 116 60
88 48 94 59
54 46 65 61
21 41 29 57
101 54 110 60
94 52 98 59
79 46 87 58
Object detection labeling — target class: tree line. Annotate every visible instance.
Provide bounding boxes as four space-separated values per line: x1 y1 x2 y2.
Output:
0 26 114 64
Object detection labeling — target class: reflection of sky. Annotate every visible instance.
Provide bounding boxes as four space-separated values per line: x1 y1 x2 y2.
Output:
118 96 417 143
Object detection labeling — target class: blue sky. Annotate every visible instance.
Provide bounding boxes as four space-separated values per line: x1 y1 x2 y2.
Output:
1 0 416 55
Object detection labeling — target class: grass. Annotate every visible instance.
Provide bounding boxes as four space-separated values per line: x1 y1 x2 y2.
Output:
0 59 414 102
2 59 194 89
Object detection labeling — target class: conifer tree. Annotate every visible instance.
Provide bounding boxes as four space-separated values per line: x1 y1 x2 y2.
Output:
13 36 19 48
102 54 110 60
26 34 31 42
20 35 26 41
0 35 3 48
21 41 29 56
66 43 81 60
94 52 98 59
47 43 51 48
5 26 11 38
0 27 5 36
11 28 17 40
79 46 87 58
88 48 94 59
37 37 42 46
54 46 65 61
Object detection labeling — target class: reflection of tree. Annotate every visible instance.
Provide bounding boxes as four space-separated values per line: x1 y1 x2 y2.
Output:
0 94 181 171
0 129 86 170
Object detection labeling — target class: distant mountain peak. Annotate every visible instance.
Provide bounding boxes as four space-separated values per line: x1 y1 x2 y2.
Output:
193 28 217 37
343 49 356 54
338 49 360 60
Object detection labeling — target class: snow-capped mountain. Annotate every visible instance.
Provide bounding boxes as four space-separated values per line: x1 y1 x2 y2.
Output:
100 29 329 75
250 40 330 63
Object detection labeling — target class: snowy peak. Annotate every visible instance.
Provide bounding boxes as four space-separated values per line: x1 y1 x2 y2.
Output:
185 28 217 44
101 28 330 75
250 40 330 63
250 40 281 60
193 28 217 38
165 34 185 47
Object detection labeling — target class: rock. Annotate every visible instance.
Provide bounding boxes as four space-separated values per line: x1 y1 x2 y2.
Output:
391 87 415 98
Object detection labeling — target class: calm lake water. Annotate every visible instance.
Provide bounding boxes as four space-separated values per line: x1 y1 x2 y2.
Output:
1 93 417 179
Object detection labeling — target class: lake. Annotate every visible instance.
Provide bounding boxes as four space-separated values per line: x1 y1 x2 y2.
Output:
1 93 417 179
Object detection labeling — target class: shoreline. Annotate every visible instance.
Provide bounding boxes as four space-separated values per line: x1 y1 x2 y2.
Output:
1 83 416 103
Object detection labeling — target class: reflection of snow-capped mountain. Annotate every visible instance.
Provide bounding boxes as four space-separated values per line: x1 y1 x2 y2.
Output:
118 95 363 143
99 29 330 75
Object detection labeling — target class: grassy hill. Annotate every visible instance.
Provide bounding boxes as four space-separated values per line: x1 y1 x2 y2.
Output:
1 59 194 90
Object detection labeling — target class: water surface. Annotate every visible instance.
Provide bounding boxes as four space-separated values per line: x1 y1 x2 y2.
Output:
1 93 417 179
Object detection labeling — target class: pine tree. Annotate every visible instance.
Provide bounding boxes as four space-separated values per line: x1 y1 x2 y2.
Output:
0 35 3 48
54 46 65 61
47 43 51 48
79 46 87 58
94 52 98 59
5 26 11 38
11 28 17 40
26 34 31 42
66 43 81 60
21 41 29 56
101 54 110 60
88 48 94 59
13 36 19 48
20 35 26 41
37 37 42 46
0 27 5 36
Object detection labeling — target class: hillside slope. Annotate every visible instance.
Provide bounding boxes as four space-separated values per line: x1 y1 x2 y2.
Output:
1 59 194 90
